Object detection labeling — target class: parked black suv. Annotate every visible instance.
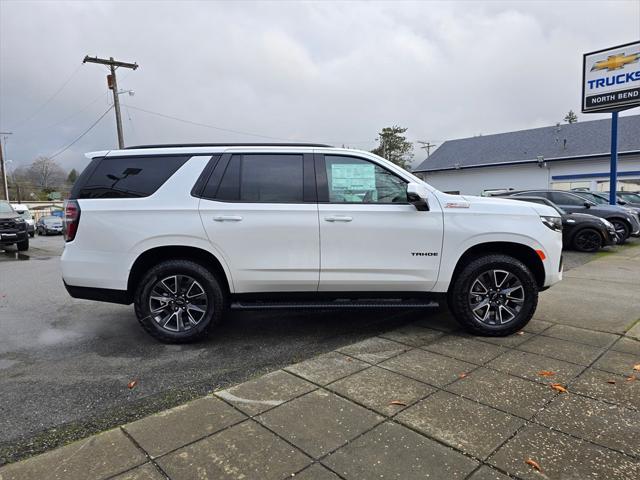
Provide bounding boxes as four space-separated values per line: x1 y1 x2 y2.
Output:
0 201 29 251
493 190 640 243
506 196 617 252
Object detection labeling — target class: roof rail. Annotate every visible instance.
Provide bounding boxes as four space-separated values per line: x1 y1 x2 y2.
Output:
124 142 333 150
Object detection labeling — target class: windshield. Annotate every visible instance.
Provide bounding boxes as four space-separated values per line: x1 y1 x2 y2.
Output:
0 202 14 213
44 216 62 224
617 192 640 203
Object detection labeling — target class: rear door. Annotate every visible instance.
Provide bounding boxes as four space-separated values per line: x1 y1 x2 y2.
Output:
198 152 320 293
316 153 443 292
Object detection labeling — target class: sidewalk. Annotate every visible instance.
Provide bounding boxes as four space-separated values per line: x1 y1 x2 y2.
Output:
1 250 639 480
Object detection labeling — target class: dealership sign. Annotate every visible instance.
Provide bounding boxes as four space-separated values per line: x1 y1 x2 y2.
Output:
582 41 640 113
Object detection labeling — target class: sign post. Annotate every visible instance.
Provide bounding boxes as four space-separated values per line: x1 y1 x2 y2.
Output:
581 41 640 204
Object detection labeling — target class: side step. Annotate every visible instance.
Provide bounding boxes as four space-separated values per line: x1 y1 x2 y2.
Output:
230 299 440 310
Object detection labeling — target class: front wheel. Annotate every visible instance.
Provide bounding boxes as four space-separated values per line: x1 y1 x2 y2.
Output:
448 254 538 336
610 219 629 244
17 238 29 251
572 228 602 252
134 259 225 343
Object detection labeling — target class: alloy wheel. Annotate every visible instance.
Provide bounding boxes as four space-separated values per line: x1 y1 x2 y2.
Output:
574 230 601 251
468 269 524 325
148 275 209 332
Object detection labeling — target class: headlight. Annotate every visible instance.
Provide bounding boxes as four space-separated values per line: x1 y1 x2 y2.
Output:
541 216 562 232
14 217 25 223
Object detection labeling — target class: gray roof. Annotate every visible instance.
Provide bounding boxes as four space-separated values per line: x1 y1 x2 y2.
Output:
414 114 640 173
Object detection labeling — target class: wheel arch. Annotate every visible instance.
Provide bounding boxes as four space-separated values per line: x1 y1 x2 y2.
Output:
450 241 545 290
127 245 232 298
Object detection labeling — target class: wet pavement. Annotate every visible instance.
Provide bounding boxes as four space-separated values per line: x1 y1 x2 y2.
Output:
0 236 420 463
0 236 634 466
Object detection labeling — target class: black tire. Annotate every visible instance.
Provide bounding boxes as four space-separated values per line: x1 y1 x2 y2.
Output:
571 228 603 252
29 231 35 238
609 219 629 244
134 259 225 343
17 238 29 252
448 254 538 336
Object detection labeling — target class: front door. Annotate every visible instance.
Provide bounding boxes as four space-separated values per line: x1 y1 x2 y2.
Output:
316 153 443 292
199 152 320 293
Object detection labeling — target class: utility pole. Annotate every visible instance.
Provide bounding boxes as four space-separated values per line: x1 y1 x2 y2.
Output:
0 132 12 201
83 55 138 149
417 140 437 158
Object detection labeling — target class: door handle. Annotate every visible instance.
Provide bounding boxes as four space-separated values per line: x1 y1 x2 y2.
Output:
324 216 353 222
213 215 243 222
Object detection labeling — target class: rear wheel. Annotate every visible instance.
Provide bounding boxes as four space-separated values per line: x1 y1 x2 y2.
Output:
572 228 602 252
134 259 225 343
610 219 629 244
448 254 538 336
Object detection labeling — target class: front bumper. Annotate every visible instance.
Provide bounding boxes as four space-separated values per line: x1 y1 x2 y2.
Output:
0 230 28 245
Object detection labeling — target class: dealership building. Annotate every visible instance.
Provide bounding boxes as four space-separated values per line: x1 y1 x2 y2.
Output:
413 114 640 195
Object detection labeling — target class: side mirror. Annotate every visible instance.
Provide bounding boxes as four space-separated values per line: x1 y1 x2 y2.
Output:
407 183 429 211
583 202 591 208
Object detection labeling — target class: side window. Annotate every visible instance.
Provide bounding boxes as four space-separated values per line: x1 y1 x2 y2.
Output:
324 155 407 204
204 154 304 203
74 156 189 199
549 192 584 206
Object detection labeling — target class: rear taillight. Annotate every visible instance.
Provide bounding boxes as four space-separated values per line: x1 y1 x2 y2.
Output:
63 200 81 242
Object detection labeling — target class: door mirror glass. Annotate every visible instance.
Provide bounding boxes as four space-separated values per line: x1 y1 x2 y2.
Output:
407 183 429 211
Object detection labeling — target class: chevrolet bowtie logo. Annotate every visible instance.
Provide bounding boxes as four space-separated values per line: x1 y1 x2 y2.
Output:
591 52 640 72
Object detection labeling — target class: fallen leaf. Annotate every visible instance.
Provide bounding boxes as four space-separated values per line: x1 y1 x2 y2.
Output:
516 331 525 336
607 380 616 384
389 400 407 406
458 373 468 379
525 458 542 472
550 383 567 393
633 364 640 372
537 370 556 377
626 375 637 382
127 380 138 389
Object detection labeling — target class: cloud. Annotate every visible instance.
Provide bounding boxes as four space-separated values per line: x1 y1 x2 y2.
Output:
0 0 638 171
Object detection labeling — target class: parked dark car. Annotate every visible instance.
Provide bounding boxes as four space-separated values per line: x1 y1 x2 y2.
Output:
0 201 29 251
506 196 617 252
36 215 64 235
493 190 640 243
571 190 640 216
617 192 640 207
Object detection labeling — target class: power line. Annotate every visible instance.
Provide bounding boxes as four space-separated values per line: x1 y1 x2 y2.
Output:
123 104 297 141
49 105 113 159
9 63 85 131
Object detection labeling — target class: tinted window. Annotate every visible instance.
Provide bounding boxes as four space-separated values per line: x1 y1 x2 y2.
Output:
75 156 189 199
206 154 304 203
324 155 407 203
549 192 585 206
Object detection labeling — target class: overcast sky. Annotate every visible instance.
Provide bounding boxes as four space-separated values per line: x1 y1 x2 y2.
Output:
1 0 639 172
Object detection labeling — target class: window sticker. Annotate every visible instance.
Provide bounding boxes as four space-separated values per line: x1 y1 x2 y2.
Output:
331 163 375 191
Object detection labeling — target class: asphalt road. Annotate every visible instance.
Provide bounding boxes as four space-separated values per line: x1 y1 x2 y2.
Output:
0 235 425 463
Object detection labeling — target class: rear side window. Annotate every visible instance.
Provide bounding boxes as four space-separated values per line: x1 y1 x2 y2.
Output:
73 156 189 199
548 192 584 206
204 154 304 203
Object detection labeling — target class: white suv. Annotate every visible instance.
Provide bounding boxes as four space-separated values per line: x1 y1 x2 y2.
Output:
61 144 563 343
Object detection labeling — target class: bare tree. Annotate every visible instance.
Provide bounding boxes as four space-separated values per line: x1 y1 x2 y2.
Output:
26 156 66 191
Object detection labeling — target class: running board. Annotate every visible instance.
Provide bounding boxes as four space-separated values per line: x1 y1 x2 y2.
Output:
230 299 440 310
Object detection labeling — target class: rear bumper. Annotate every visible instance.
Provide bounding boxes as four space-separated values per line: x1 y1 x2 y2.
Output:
63 282 131 305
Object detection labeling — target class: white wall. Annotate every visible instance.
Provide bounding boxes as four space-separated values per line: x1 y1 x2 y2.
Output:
420 154 640 195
